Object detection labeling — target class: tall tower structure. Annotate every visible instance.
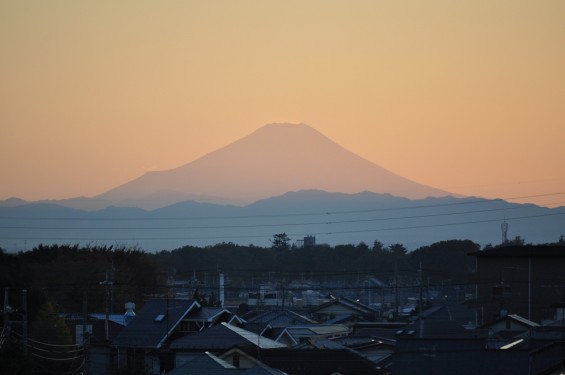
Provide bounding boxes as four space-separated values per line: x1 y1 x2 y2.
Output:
501 220 508 244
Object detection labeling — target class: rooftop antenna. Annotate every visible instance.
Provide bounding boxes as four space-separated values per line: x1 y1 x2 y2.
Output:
501 219 508 245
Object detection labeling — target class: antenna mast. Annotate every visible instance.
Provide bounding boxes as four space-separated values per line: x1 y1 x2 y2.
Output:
501 220 508 244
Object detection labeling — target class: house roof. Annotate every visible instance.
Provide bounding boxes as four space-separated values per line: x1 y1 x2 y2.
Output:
112 299 200 349
310 296 378 316
332 335 395 350
170 322 286 350
283 324 350 338
481 314 540 331
185 307 232 322
397 318 485 339
242 364 288 375
352 322 407 342
168 352 236 375
506 314 540 327
245 309 317 325
240 347 386 375
276 324 350 346
64 312 130 326
217 347 287 375
542 318 565 327
88 313 130 326
326 313 355 324
329 336 395 365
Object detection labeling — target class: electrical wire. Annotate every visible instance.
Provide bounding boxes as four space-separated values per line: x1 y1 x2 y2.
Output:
1 202 560 230
1 211 563 242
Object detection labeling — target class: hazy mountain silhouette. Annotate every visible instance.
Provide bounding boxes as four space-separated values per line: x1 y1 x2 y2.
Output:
95 123 453 209
1 190 563 252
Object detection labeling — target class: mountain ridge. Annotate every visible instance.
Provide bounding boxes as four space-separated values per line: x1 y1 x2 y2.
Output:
1 190 563 252
94 123 454 209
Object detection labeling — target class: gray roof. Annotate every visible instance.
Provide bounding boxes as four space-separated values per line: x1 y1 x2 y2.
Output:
246 310 317 325
112 299 200 349
186 307 232 322
88 313 130 326
277 324 350 344
171 322 286 350
239 347 385 375
506 314 539 327
398 318 485 339
169 352 286 375
326 313 355 324
310 297 378 315
168 352 235 375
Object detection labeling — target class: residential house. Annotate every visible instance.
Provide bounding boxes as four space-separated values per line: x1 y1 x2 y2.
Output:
273 324 350 346
170 322 286 369
392 316 565 375
481 313 539 343
64 312 128 375
111 299 201 374
309 296 379 323
237 346 388 375
469 245 565 324
168 351 286 375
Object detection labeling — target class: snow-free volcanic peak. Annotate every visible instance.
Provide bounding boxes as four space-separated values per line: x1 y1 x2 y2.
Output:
96 123 453 209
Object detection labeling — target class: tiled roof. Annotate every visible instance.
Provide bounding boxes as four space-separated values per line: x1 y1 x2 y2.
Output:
246 310 317 325
112 299 199 349
170 322 286 350
186 307 232 322
507 314 539 327
240 347 386 375
169 352 286 375
398 318 482 339
277 324 350 344
88 313 130 326
168 352 235 375
326 314 355 324
310 296 377 315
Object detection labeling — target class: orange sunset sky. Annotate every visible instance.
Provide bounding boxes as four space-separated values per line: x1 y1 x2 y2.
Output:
1 1 564 207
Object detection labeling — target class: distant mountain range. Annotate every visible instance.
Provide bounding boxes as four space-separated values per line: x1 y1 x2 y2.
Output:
1 190 563 252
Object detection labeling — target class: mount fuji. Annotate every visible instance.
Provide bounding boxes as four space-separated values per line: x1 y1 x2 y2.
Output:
95 123 453 209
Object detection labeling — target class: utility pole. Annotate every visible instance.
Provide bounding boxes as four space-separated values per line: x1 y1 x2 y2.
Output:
219 273 225 308
110 259 116 314
3 287 8 333
418 263 423 315
99 270 113 341
394 264 399 317
22 289 27 354
83 290 90 375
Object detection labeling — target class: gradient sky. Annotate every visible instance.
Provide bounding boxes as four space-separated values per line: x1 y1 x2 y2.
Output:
1 1 564 207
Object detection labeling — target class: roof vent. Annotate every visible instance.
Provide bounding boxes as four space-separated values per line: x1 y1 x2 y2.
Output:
124 302 136 325
124 302 136 317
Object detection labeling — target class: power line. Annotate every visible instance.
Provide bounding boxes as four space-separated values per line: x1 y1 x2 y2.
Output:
1 201 557 230
1 211 563 242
